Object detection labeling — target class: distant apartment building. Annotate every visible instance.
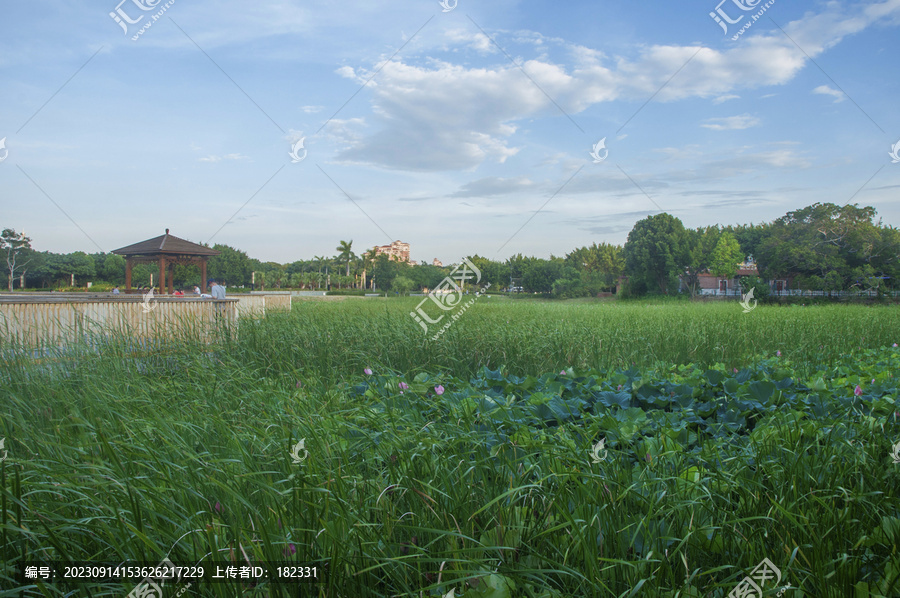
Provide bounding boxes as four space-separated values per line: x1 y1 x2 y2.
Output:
432 258 443 267
373 240 411 263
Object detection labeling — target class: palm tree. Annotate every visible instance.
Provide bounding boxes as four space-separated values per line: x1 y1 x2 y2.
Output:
336 240 356 277
313 255 326 288
360 248 377 290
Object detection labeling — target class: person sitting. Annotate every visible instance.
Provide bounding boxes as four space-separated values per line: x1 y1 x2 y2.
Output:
193 285 201 294
112 286 120 295
174 288 184 296
210 280 227 300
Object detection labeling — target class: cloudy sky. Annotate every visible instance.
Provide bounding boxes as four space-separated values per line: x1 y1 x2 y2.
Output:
2 0 899 264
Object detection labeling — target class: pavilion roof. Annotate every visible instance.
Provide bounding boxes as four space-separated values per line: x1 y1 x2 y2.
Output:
111 230 220 257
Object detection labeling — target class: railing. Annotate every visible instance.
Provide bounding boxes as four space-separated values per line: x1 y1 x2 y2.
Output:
694 289 900 298
0 293 294 349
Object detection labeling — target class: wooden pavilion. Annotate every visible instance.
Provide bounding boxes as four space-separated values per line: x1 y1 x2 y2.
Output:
112 229 220 294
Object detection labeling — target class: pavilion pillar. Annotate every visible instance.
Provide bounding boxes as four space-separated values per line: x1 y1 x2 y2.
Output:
201 259 208 293
159 257 166 295
125 258 133 292
167 264 174 295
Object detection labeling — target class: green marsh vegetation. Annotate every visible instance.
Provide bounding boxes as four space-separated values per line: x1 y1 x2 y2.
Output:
2 298 900 597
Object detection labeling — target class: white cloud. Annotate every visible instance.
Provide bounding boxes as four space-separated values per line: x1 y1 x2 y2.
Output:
713 94 740 104
334 60 529 171
812 84 846 102
445 29 494 53
450 176 536 198
323 119 367 144
326 1 899 172
700 114 761 130
199 153 251 163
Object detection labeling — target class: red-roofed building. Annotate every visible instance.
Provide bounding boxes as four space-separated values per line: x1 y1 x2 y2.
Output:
688 256 793 295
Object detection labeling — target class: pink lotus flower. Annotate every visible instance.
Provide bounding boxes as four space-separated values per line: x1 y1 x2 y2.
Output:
854 385 863 396
733 368 738 374
560 370 566 376
872 379 876 384
295 381 302 389
283 543 296 557
214 502 223 515
399 382 409 390
645 453 652 463
894 343 898 348
617 384 623 391
434 385 444 395
364 368 373 376
776 350 781 357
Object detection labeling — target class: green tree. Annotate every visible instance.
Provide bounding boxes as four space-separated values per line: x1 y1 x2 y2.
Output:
566 243 625 291
593 243 625 289
208 244 252 286
336 240 356 277
682 227 719 296
739 275 770 300
1 228 33 291
392 276 415 295
102 254 126 283
522 257 564 293
756 203 878 285
130 263 153 288
725 223 768 263
371 254 409 291
408 263 450 292
2 230 32 288
360 248 378 289
623 213 690 295
32 252 62 288
16 247 42 288
60 252 96 287
467 255 508 290
824 270 844 296
709 231 743 280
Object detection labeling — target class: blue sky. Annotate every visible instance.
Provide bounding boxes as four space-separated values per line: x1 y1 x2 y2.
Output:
2 0 899 264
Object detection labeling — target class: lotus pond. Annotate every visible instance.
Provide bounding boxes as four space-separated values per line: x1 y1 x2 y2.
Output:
1 298 899 597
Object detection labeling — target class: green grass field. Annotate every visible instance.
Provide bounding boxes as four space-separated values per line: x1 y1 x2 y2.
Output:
2 298 900 597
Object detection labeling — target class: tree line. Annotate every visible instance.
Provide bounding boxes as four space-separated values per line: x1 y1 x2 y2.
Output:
3 202 898 296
